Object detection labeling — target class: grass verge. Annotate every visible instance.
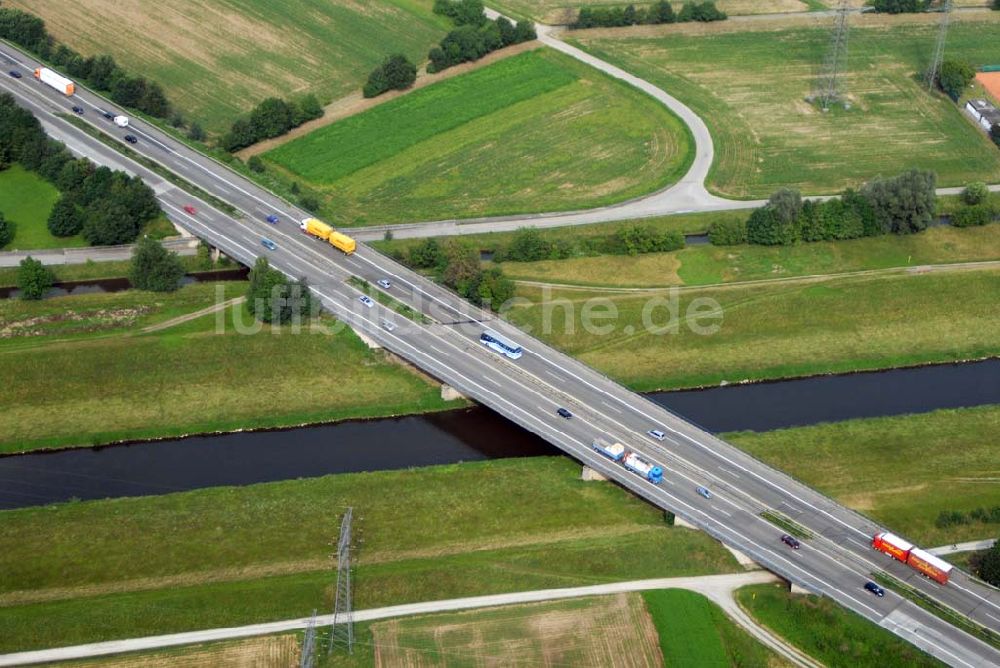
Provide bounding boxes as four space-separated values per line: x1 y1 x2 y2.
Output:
760 510 815 540
0 164 76 250
347 276 431 324
736 583 944 667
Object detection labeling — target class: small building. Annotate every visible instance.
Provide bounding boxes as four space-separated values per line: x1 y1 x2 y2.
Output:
965 99 1000 131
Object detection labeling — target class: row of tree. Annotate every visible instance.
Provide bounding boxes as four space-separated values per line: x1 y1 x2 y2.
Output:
871 0 928 13
0 211 11 248
709 170 938 247
428 0 536 73
0 93 161 245
363 54 418 98
402 238 515 310
0 6 172 118
221 95 324 153
571 1 725 29
246 256 314 323
952 181 999 227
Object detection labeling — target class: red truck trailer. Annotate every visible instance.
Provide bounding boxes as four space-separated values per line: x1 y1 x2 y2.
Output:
872 532 952 585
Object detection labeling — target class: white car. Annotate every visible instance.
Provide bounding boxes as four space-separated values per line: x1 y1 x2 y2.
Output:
358 295 375 308
381 319 396 332
648 429 666 441
377 278 391 289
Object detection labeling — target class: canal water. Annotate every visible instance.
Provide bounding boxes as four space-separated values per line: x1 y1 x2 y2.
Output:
0 359 997 509
0 268 249 300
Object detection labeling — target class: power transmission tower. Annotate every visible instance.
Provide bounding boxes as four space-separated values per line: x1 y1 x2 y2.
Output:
300 610 318 668
817 0 851 111
925 0 953 92
327 507 354 656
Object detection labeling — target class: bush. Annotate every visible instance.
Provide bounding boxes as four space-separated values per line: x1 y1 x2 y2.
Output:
614 225 684 255
408 238 444 269
16 256 54 300
247 155 265 173
187 122 206 142
746 207 796 246
298 194 321 212
677 1 727 22
708 218 747 246
47 195 84 237
937 59 975 101
980 541 1000 587
363 54 418 98
129 236 184 292
872 0 927 13
862 169 937 235
951 203 996 228
962 182 990 206
506 227 553 262
0 211 11 248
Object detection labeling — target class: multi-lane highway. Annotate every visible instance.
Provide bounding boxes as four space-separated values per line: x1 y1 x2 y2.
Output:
3 45 1000 667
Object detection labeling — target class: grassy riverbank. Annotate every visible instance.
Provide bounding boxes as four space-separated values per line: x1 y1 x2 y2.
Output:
508 266 1000 390
0 457 737 652
0 282 458 453
736 584 943 668
728 405 1000 546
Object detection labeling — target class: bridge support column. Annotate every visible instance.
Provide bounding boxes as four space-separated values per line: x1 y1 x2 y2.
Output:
789 582 811 596
351 326 382 350
210 246 222 263
580 466 608 482
441 384 465 401
722 544 761 570
673 515 698 530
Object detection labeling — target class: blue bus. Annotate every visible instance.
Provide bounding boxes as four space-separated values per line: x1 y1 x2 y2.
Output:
480 329 522 360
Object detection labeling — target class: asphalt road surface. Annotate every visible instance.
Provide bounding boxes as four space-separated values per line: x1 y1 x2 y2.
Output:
2 44 1000 667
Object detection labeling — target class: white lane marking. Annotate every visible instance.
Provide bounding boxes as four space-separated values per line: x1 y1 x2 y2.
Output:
715 508 732 518
601 400 622 414
721 468 741 479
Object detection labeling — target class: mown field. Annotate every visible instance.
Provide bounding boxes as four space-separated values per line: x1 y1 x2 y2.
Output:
264 49 693 224
494 223 1000 288
0 457 737 652
643 589 779 667
729 405 1000 546
572 13 1000 197
737 583 943 668
7 0 450 133
369 594 663 667
0 282 457 453
43 635 299 668
507 266 1000 390
0 165 79 250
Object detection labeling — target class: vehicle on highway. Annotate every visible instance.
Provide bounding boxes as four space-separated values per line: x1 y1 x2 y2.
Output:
260 238 277 251
592 438 625 462
124 135 138 144
183 205 197 215
113 115 130 128
359 295 375 308
34 67 74 95
8 70 21 79
103 111 115 120
872 532 953 585
696 486 712 499
781 534 801 549
623 452 663 484
71 106 84 115
647 429 665 441
480 329 522 360
381 319 396 332
864 581 885 597
556 407 572 419
266 214 279 224
300 217 356 255
377 278 391 289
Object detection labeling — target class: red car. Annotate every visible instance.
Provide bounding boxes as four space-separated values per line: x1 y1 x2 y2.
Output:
183 205 197 215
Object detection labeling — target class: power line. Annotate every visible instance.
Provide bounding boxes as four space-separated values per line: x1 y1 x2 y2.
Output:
817 0 851 111
926 0 953 92
300 609 317 668
327 507 354 655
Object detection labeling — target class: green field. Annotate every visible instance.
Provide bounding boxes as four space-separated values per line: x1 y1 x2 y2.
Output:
0 164 80 250
729 405 1000 546
0 282 458 453
507 266 1000 390
493 0 814 23
737 583 943 668
8 0 450 134
572 13 1000 197
643 589 778 667
265 49 693 224
494 223 1000 288
0 457 737 651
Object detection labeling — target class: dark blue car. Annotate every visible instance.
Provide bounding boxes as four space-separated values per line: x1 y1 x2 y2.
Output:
266 214 279 224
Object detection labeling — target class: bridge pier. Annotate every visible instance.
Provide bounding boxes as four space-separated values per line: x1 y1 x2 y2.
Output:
441 384 465 402
351 326 382 350
789 582 811 596
210 246 222 263
580 465 608 482
672 514 760 569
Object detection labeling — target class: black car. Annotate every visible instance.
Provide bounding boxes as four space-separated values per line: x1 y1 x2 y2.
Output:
556 407 572 419
8 70 22 79
780 534 801 549
72 106 84 115
103 111 115 120
124 135 138 144
864 581 885 597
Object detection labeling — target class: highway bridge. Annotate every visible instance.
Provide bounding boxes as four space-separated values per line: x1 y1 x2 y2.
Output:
2 44 1000 667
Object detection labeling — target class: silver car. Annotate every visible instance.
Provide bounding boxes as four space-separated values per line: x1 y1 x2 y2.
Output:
358 295 374 308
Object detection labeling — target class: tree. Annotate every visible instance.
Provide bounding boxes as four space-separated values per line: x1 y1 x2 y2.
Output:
650 0 676 23
47 195 84 237
129 236 184 292
441 242 481 296
363 54 417 98
991 123 1000 148
708 218 746 246
474 267 515 310
246 256 312 324
962 182 990 206
16 256 54 300
938 59 975 100
82 202 138 245
408 238 443 268
506 227 552 262
993 0 1000 10
862 170 937 234
768 187 803 226
187 122 205 141
294 94 323 123
0 211 11 248
496 16 517 44
746 207 790 245
978 540 1000 587
513 20 536 42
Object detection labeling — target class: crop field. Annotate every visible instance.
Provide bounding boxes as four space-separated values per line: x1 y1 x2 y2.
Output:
507 266 1000 390
0 457 737 651
7 0 450 133
0 165 78 250
642 589 778 666
0 282 457 453
737 583 942 668
493 0 815 24
46 635 299 668
370 594 662 667
729 405 1000 546
572 13 1000 197
264 49 693 224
